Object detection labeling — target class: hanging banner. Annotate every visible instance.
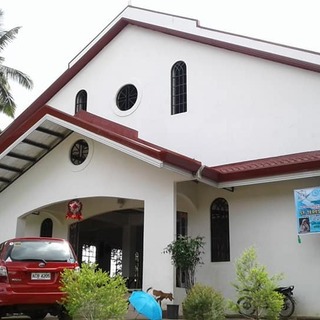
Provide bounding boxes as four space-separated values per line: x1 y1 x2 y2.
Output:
294 187 320 234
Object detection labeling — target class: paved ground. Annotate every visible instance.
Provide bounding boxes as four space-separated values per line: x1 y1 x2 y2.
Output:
0 305 175 320
0 305 243 320
1 314 167 320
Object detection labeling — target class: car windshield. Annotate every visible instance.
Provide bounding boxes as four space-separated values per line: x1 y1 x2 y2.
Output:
6 240 75 262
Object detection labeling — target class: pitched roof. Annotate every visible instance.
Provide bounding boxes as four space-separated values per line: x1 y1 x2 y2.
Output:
1 6 320 193
69 6 320 71
10 6 320 121
1 105 320 193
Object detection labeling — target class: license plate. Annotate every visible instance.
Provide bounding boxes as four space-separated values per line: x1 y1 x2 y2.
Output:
31 272 51 280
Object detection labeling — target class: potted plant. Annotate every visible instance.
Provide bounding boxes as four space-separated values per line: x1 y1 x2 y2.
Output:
163 235 205 292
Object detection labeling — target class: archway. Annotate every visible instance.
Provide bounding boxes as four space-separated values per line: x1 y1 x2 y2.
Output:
69 208 144 289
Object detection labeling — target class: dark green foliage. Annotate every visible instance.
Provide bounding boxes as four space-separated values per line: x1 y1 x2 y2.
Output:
0 9 33 118
164 235 205 291
59 263 128 320
183 283 225 320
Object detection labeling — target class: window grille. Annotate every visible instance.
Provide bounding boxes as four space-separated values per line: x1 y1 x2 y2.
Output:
75 90 87 113
116 84 138 111
211 198 230 262
81 244 96 264
40 218 53 237
171 61 187 114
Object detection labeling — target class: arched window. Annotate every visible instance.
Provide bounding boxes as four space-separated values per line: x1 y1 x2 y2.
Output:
75 90 87 113
171 61 187 115
40 218 53 237
211 198 230 262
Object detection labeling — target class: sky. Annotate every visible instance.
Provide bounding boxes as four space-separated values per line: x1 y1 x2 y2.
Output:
1 0 320 130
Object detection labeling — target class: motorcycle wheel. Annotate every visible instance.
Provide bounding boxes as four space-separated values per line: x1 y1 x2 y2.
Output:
280 295 295 318
237 297 256 316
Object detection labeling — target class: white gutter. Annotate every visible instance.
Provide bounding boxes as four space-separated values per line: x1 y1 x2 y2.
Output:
216 169 320 188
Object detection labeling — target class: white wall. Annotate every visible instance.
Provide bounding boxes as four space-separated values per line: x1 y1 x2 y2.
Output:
0 132 188 295
23 212 67 239
4 22 320 316
2 130 320 315
177 177 320 317
48 25 320 166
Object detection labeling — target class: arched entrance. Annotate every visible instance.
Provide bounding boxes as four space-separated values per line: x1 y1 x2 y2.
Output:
69 208 143 289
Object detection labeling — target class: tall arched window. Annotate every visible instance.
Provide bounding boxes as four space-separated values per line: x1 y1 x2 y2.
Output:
75 90 87 113
171 61 187 115
40 218 53 237
211 198 230 262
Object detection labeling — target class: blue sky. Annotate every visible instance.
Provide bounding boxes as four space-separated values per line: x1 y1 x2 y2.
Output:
1 0 320 130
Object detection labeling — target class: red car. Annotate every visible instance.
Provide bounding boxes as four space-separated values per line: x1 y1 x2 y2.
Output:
0 237 79 320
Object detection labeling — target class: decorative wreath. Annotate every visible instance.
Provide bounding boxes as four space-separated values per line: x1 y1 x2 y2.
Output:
66 199 83 220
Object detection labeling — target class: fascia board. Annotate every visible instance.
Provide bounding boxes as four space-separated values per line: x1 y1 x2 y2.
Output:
216 169 320 188
45 115 164 168
69 6 320 69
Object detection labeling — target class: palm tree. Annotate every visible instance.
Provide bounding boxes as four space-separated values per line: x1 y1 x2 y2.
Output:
0 9 33 118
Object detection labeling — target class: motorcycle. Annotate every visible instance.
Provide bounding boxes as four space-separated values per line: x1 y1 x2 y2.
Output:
237 285 295 318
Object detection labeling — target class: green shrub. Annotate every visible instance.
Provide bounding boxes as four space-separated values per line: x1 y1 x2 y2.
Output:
228 246 284 320
182 283 225 320
59 263 128 320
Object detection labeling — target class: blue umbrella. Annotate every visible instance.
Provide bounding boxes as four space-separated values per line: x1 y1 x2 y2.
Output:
129 290 162 320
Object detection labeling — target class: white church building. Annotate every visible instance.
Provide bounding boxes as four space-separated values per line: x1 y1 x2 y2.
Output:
1 5 320 317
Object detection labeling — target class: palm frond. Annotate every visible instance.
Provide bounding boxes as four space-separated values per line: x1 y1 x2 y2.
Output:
0 9 4 28
0 27 21 51
0 10 33 118
0 65 33 89
0 83 15 118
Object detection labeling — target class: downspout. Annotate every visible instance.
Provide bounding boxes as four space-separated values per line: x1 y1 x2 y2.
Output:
195 164 206 180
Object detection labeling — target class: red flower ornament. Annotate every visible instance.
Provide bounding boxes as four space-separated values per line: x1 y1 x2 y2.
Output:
66 199 83 220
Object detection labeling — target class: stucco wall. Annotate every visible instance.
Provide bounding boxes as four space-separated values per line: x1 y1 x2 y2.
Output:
3 21 320 317
0 132 190 295
174 178 320 317
48 25 320 166
1 131 320 315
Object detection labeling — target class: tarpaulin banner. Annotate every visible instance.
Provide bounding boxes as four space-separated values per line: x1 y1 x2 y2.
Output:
294 187 320 234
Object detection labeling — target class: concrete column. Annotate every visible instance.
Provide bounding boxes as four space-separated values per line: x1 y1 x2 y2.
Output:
122 224 137 286
143 180 176 294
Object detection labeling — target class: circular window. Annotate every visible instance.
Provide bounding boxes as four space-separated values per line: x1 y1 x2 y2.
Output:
70 139 89 165
116 84 138 111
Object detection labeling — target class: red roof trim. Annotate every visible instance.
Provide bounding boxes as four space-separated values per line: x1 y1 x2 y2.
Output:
127 18 320 73
75 110 202 173
2 106 320 184
75 111 138 139
6 10 320 136
2 8 320 185
203 151 320 182
0 106 202 175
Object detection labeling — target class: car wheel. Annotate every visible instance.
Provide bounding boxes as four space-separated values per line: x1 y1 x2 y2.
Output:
26 311 48 320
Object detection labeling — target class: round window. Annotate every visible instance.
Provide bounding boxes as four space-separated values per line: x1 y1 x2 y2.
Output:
70 139 89 165
116 84 138 111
